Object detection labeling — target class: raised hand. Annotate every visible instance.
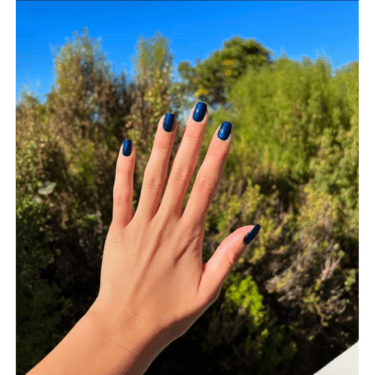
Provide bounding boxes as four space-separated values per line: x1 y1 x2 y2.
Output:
89 102 261 372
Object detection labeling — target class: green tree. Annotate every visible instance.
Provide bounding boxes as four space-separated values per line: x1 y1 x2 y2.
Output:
224 54 335 183
178 37 274 108
47 27 131 149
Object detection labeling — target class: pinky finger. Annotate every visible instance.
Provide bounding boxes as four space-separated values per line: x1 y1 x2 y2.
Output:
112 139 136 230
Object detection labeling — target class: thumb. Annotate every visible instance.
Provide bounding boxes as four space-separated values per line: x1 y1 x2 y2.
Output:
198 224 261 306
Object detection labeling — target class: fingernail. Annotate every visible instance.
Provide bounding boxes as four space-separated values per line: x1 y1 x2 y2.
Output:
217 121 232 141
122 139 132 156
193 102 207 122
163 113 175 132
244 224 261 245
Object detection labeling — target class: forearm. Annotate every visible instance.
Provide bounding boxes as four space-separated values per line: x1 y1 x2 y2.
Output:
26 302 167 375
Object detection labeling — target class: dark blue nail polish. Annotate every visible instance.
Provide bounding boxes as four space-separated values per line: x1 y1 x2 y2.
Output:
193 102 207 122
163 113 175 132
218 121 232 141
244 224 261 245
122 139 132 156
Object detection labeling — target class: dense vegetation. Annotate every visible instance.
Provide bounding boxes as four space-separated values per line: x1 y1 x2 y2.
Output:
16 29 358 375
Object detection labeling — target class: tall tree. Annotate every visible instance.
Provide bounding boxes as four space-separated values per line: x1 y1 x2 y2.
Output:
178 37 274 109
47 27 131 150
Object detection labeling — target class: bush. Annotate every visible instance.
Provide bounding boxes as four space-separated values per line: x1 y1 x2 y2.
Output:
16 138 72 375
201 273 297 374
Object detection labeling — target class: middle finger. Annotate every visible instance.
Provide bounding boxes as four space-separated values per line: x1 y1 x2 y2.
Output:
156 102 208 218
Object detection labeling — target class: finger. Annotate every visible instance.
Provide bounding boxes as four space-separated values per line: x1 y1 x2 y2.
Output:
134 114 178 222
154 155 175 213
157 102 209 218
112 140 136 230
182 122 232 226
197 225 261 306
153 149 187 216
155 160 189 217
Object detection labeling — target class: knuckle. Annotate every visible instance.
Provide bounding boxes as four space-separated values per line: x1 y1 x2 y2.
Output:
184 131 200 142
170 165 190 185
144 172 164 191
181 215 204 239
113 192 131 206
194 173 216 197
153 139 170 152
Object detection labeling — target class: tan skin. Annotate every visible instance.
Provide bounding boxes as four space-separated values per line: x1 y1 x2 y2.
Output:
27 104 258 375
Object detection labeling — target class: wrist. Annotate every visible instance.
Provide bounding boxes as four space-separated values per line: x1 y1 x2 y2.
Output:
86 299 174 375
27 301 165 375
27 306 139 375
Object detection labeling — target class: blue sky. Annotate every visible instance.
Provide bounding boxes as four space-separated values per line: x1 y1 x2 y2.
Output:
16 1 358 105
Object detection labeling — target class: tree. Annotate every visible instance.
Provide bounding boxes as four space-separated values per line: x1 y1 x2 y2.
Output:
47 27 131 150
178 37 274 108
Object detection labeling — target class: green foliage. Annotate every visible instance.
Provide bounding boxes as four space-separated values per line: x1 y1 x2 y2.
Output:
132 31 172 82
196 52 358 370
16 140 72 374
310 61 359 239
126 32 175 150
202 273 296 374
224 55 339 183
344 269 358 293
178 37 273 108
48 27 130 151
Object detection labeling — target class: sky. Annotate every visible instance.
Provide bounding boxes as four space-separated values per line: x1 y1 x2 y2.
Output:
16 1 359 105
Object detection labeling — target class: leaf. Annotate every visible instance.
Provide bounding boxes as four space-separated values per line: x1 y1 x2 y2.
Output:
195 88 209 97
222 60 234 66
38 181 57 196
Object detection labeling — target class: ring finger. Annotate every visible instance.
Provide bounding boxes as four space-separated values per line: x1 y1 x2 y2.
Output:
182 121 232 226
156 102 209 219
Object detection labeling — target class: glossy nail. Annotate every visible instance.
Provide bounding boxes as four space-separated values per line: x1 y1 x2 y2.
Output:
217 121 232 141
193 102 207 122
244 224 261 245
163 113 175 132
122 139 132 157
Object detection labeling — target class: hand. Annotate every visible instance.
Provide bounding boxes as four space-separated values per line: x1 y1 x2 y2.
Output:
90 102 260 359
